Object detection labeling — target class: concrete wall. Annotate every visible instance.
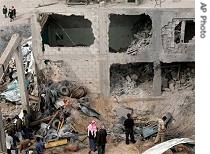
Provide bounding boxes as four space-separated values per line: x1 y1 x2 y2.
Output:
32 8 195 96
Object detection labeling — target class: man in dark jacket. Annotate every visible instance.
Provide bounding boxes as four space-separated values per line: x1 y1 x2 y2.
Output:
15 115 23 141
2 5 7 18
96 124 107 154
123 113 136 145
5 118 15 135
23 110 30 139
11 6 16 18
5 118 18 154
8 9 13 22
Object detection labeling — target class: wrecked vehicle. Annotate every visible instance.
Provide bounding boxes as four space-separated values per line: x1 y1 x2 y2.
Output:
143 138 195 154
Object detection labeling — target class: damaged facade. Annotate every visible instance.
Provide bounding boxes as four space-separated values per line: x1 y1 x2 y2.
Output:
32 7 195 97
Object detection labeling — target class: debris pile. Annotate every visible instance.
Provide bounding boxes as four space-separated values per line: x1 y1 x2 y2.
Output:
26 79 103 148
161 63 195 92
110 63 153 96
0 37 36 103
126 30 152 55
126 18 152 55
111 112 172 143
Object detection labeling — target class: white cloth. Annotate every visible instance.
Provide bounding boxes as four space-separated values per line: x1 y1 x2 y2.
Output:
6 133 13 149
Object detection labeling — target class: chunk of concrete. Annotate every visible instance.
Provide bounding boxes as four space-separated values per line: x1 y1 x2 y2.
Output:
115 106 133 118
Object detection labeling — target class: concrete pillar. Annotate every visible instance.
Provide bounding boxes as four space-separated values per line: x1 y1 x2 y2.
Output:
14 48 29 112
153 61 162 96
0 108 6 153
98 11 110 97
152 10 162 96
180 21 186 43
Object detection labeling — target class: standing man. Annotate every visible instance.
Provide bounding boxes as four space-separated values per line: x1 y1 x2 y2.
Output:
5 118 16 145
2 5 7 18
5 118 18 154
35 137 44 154
154 118 166 144
5 132 13 154
8 9 13 22
22 110 30 139
124 113 136 145
96 124 107 154
15 115 23 141
11 6 16 18
87 120 97 154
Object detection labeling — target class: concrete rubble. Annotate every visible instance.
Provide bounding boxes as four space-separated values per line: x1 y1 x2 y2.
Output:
161 63 195 92
110 63 153 96
0 37 35 103
126 30 152 55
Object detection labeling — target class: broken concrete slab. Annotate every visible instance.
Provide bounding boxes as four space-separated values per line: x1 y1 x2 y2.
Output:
114 106 133 118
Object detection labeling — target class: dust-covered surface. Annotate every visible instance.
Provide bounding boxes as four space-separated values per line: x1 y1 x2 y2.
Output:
39 88 194 154
110 63 154 97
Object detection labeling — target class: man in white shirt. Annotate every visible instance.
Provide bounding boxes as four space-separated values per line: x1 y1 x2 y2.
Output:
6 132 13 154
154 118 166 144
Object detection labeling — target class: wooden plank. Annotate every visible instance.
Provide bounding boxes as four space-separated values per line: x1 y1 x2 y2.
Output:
29 95 40 102
14 47 29 112
0 34 21 71
0 65 4 80
30 115 54 126
45 139 68 149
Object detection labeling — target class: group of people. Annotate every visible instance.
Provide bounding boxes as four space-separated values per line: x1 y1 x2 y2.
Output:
5 110 44 154
5 110 30 154
5 109 165 154
87 113 137 154
87 120 107 154
2 5 16 22
87 113 166 154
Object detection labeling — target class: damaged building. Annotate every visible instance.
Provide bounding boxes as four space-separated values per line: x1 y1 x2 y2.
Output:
0 0 195 153
32 4 195 97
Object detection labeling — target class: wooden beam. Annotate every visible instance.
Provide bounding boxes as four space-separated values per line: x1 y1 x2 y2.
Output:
0 34 29 112
0 65 4 80
30 115 54 126
45 139 68 149
0 34 21 78
14 47 29 112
